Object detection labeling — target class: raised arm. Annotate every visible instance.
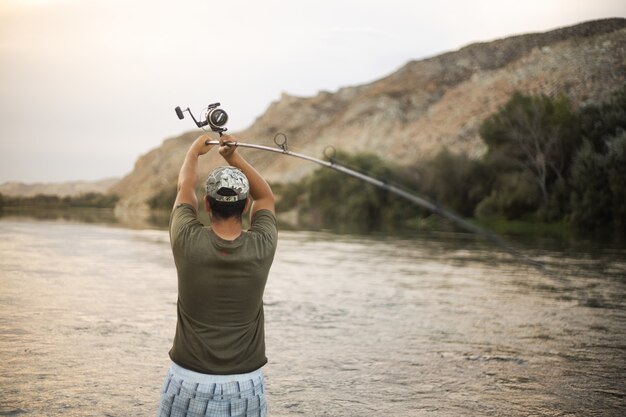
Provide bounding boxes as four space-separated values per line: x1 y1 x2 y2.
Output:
173 134 214 211
218 135 275 216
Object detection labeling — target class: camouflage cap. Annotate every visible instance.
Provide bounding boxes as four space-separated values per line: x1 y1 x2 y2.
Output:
205 166 249 202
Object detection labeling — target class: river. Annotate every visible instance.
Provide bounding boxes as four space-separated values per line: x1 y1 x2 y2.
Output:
0 213 624 416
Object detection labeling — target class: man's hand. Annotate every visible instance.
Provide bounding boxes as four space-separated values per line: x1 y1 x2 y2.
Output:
218 134 238 159
190 134 214 156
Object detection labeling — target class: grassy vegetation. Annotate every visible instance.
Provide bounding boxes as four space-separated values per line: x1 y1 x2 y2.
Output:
275 83 626 239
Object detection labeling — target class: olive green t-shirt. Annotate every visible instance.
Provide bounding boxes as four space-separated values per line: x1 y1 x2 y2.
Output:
168 204 278 375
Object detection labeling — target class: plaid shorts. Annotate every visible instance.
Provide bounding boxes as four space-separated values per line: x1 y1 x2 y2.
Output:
156 362 267 417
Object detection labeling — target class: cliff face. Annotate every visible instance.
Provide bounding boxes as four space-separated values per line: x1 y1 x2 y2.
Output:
111 18 626 210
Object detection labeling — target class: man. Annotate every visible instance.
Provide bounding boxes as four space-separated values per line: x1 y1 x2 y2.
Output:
157 134 277 417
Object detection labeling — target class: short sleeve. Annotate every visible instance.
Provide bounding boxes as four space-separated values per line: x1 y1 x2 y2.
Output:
249 209 278 247
169 204 203 249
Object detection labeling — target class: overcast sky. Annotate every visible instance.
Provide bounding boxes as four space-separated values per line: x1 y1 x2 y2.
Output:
1 0 624 183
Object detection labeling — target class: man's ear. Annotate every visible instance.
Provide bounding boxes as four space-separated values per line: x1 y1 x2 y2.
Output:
204 195 211 213
244 197 252 213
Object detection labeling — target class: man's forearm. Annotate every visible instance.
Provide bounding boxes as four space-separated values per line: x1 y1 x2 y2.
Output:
174 135 213 210
178 150 199 191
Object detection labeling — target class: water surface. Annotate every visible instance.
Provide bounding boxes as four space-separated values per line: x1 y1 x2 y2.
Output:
0 215 624 416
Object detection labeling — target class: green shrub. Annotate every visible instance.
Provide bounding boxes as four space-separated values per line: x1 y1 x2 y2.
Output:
417 149 495 217
579 84 626 152
606 131 626 233
475 171 542 220
305 152 423 231
479 92 580 207
148 187 178 210
274 181 309 213
569 141 612 231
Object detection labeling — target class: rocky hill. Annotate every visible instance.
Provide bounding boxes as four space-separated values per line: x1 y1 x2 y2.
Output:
111 18 626 211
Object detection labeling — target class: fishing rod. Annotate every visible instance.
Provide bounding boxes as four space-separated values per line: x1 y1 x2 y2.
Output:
175 102 547 272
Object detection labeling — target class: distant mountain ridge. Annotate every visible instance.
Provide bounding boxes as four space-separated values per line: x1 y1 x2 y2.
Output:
109 18 626 210
0 178 119 198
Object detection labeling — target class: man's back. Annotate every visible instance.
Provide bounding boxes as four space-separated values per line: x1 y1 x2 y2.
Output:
169 204 278 375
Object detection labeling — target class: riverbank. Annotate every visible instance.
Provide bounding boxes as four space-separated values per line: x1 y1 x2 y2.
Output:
1 206 623 248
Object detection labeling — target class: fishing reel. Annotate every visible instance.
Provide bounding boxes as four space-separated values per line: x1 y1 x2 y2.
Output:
175 102 228 135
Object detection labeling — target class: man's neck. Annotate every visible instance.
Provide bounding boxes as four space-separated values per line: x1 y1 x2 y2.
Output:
211 217 243 241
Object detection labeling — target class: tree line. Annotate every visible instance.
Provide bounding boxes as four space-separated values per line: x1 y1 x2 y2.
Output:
276 84 626 237
0 192 119 209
